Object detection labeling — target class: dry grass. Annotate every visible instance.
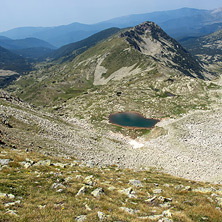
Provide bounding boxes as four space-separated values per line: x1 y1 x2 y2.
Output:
0 146 222 221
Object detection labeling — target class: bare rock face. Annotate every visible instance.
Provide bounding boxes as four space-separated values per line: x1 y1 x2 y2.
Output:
120 21 207 79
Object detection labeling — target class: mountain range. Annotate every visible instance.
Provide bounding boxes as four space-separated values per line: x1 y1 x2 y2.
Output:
1 7 222 47
0 8 222 221
0 36 56 60
8 21 213 109
49 27 121 62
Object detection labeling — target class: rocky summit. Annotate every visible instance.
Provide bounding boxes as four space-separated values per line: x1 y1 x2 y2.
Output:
120 22 207 79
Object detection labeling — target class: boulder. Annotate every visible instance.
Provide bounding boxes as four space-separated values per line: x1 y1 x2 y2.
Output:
75 215 87 221
119 187 137 198
91 188 104 198
84 175 96 186
120 207 139 214
97 211 107 221
129 179 143 187
76 186 88 196
0 159 10 166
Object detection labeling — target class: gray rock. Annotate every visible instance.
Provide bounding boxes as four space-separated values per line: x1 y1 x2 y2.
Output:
91 188 104 197
38 204 46 209
120 207 139 214
86 161 96 168
153 189 162 194
97 211 107 221
129 179 143 187
0 159 10 166
145 196 157 203
51 183 66 190
162 210 172 217
7 194 15 199
145 215 163 220
25 158 34 164
20 161 33 168
159 203 171 208
175 185 184 190
158 218 174 222
4 200 21 208
84 175 96 186
0 192 7 198
75 215 87 221
183 186 192 191
215 197 222 206
193 187 216 193
6 210 19 217
53 162 67 168
158 196 172 203
85 204 92 211
34 160 51 167
56 189 64 193
64 176 73 182
119 187 137 198
76 186 88 196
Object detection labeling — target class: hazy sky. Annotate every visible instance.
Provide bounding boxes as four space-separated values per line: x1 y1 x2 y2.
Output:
0 0 221 32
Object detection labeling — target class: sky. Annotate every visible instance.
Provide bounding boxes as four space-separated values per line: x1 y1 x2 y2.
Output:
0 0 221 32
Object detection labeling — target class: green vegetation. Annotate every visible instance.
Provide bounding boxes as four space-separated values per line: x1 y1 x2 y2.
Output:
0 46 31 74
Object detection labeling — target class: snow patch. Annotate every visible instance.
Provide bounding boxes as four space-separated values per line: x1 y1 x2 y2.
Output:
129 140 144 149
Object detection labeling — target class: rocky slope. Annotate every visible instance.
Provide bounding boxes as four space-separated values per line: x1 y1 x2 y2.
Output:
180 30 222 64
120 22 206 79
1 72 222 185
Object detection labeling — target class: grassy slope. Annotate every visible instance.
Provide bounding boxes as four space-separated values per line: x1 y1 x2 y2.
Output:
7 35 149 106
0 145 222 222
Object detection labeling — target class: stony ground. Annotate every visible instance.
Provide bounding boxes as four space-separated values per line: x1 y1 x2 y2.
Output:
0 75 222 185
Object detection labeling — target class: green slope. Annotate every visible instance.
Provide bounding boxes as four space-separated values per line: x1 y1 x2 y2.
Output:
0 46 31 73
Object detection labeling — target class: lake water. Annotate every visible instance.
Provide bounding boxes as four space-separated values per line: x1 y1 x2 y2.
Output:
109 112 159 129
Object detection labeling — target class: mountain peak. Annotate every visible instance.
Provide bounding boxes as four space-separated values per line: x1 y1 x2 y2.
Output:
120 21 206 79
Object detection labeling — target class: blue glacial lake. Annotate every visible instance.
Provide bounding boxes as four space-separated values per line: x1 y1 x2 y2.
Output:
109 112 160 129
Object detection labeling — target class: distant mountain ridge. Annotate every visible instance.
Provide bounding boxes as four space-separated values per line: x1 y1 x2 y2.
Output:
0 37 56 60
1 7 222 47
0 46 31 73
0 37 56 50
180 29 222 64
49 27 121 62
